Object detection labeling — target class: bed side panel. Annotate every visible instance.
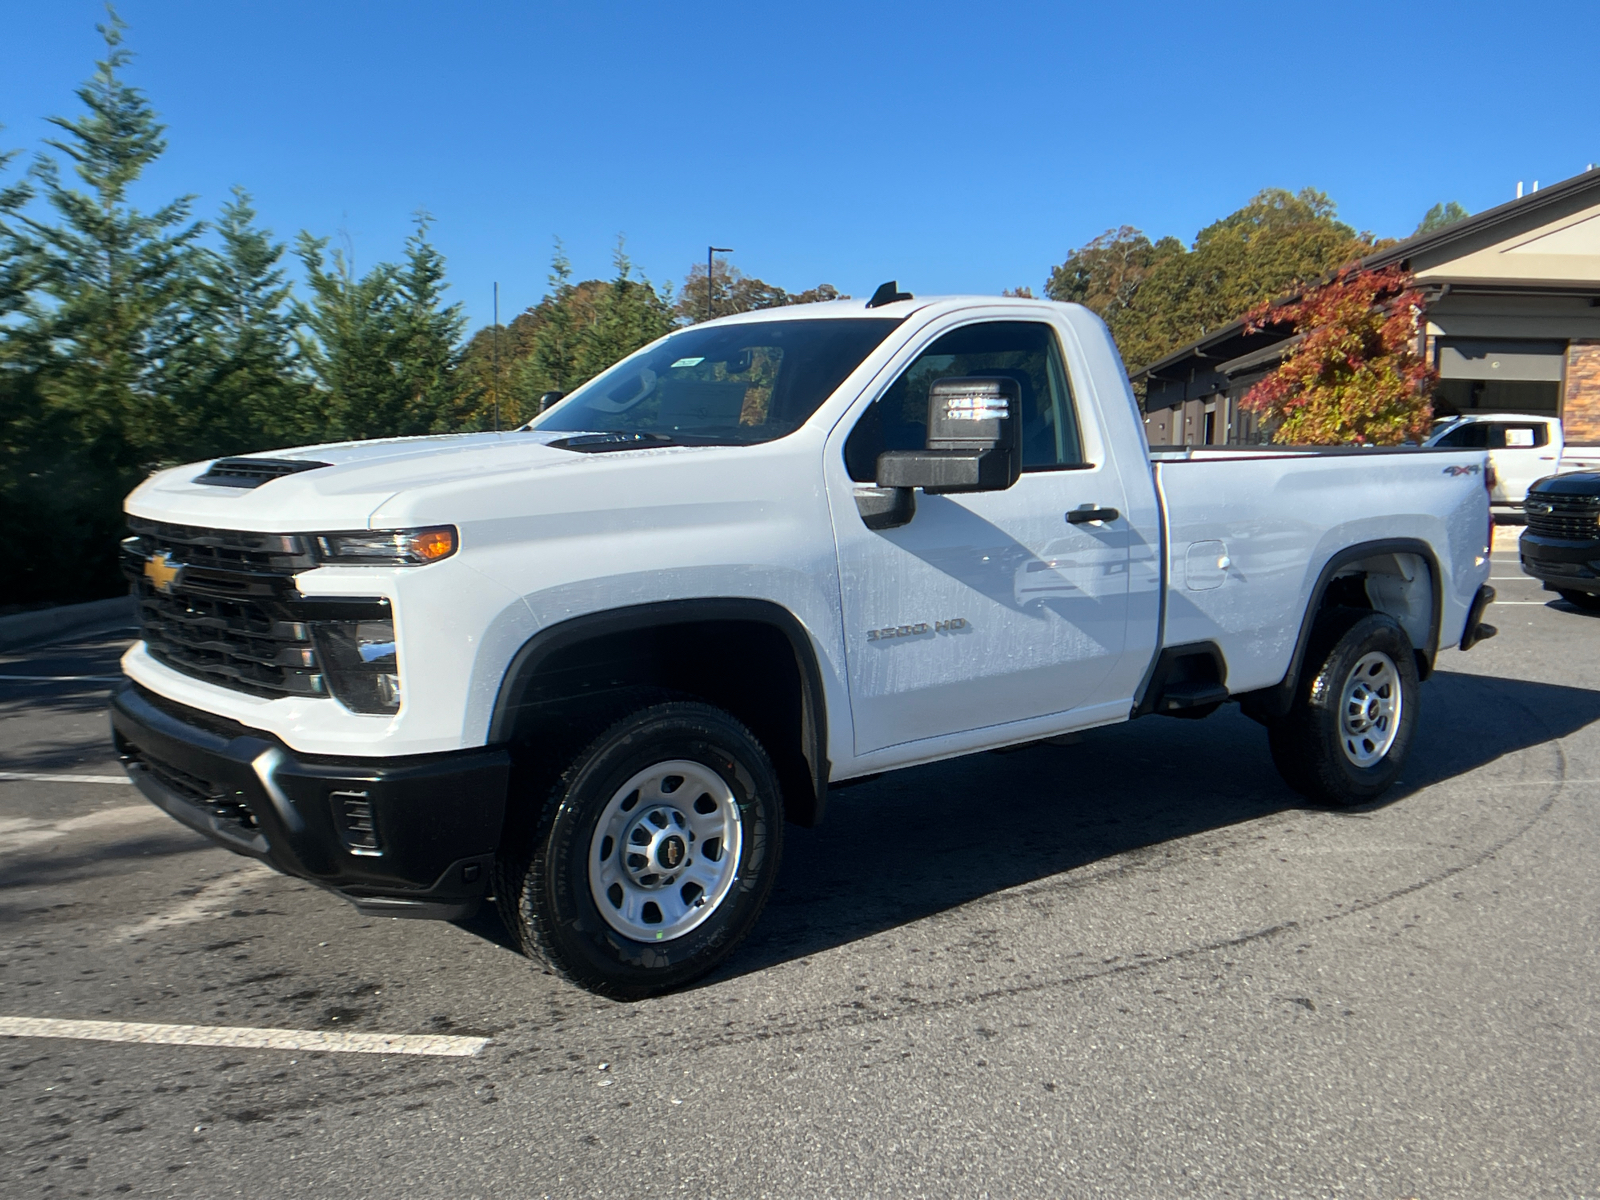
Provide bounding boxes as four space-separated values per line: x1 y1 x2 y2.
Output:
1156 453 1489 693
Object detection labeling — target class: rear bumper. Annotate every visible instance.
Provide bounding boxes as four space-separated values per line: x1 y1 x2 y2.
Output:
1459 584 1498 652
1519 531 1600 596
109 683 509 920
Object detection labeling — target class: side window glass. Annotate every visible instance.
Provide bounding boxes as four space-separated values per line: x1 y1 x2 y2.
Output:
843 321 1084 482
1500 425 1542 448
1437 423 1489 449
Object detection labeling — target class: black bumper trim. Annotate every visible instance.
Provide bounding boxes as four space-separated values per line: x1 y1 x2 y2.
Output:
128 761 270 855
110 684 510 919
1517 529 1600 595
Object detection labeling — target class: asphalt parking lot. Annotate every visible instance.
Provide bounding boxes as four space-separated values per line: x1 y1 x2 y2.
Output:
3 538 1598 1199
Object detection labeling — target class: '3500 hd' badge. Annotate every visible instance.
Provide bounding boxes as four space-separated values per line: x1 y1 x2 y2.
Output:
867 618 968 641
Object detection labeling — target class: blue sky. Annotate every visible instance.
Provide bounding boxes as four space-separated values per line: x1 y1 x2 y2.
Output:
3 1 1597 331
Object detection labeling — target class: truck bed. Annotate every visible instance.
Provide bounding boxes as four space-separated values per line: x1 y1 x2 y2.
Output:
1152 447 1491 695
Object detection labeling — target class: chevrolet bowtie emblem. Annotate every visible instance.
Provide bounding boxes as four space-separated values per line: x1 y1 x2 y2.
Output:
143 550 183 594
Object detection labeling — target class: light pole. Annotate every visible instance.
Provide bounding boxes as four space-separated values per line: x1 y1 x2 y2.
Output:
491 281 500 432
707 245 732 322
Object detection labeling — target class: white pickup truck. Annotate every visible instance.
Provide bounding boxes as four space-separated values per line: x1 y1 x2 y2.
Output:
112 292 1498 998
1424 412 1600 509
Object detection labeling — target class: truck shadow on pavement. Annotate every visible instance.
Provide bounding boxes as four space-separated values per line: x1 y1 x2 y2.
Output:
716 667 1600 982
0 628 135 773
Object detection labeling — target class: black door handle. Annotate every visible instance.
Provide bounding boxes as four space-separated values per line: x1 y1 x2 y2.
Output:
1066 506 1119 524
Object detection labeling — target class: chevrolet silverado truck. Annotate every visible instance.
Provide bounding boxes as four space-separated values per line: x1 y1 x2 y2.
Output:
1519 468 1600 609
111 291 1499 998
1424 412 1600 510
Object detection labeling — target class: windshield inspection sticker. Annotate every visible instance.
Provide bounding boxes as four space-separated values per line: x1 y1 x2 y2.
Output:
670 357 705 369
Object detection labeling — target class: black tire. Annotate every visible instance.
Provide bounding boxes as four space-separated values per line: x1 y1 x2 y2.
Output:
494 698 783 1000
1557 589 1600 612
1268 611 1420 807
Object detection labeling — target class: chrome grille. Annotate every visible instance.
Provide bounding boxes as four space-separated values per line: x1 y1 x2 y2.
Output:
1525 495 1600 541
123 518 325 699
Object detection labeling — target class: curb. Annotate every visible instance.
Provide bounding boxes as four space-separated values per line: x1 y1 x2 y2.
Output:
0 596 136 653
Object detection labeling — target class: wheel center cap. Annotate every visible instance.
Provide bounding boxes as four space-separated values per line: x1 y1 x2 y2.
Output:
658 835 686 870
620 806 692 888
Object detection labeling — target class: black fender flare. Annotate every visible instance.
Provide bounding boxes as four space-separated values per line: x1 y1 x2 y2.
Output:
487 598 831 827
1239 537 1442 722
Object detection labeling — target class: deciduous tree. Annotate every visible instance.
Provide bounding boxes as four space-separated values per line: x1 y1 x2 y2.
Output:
1239 265 1435 446
1046 190 1374 375
675 257 841 323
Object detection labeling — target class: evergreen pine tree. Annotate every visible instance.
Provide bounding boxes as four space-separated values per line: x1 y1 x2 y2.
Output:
528 241 582 395
293 233 403 441
394 213 466 433
576 237 672 382
164 188 308 454
3 12 203 601
0 132 33 324
16 8 203 468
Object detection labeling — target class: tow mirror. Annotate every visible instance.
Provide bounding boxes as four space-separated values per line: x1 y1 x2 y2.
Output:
874 377 1023 494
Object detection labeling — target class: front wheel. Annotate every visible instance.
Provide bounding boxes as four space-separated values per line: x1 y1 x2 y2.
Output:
1268 612 1420 807
496 699 783 1000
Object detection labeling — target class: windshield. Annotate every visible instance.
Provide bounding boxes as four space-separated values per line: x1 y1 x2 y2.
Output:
531 317 903 445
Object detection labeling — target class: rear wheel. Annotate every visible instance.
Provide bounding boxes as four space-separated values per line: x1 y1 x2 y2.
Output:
1557 589 1600 612
495 698 783 999
1268 612 1420 807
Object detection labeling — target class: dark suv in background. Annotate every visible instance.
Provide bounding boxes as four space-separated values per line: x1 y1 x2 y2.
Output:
1520 471 1600 611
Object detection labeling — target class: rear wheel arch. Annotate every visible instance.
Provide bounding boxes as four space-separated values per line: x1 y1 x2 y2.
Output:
1241 538 1442 723
488 599 831 828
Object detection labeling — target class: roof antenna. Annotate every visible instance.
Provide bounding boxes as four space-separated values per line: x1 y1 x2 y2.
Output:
866 280 913 308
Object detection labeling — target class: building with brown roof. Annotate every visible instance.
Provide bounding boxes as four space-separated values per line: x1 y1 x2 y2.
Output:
1137 168 1600 447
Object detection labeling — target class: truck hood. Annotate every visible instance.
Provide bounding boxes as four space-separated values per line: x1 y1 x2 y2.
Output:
125 431 627 531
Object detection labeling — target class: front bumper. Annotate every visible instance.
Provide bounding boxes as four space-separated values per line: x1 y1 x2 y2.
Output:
110 683 510 920
1519 531 1600 597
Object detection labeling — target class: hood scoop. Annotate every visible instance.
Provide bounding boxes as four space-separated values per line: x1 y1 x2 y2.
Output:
194 457 333 489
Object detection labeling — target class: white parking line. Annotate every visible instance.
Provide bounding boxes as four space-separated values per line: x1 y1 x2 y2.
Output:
0 1016 488 1057
0 675 124 683
0 804 165 854
0 771 132 785
116 863 276 939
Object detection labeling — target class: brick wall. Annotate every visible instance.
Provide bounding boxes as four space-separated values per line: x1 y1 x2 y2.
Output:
1565 341 1600 445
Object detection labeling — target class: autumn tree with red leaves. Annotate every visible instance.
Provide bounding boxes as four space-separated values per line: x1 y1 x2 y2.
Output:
1241 265 1436 445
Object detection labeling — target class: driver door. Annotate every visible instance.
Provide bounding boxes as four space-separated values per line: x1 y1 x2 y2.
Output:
828 318 1132 757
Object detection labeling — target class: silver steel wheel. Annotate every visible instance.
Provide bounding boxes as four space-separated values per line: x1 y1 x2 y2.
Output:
1338 650 1402 768
587 759 743 943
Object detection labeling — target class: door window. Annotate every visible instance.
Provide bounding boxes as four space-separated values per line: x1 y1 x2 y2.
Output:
844 321 1084 481
1433 422 1490 449
1490 424 1549 449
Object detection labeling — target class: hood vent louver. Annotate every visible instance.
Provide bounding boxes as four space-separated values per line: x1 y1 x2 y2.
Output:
194 458 332 489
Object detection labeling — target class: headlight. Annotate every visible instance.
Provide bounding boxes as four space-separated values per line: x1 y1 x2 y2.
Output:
314 615 401 714
315 526 456 566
